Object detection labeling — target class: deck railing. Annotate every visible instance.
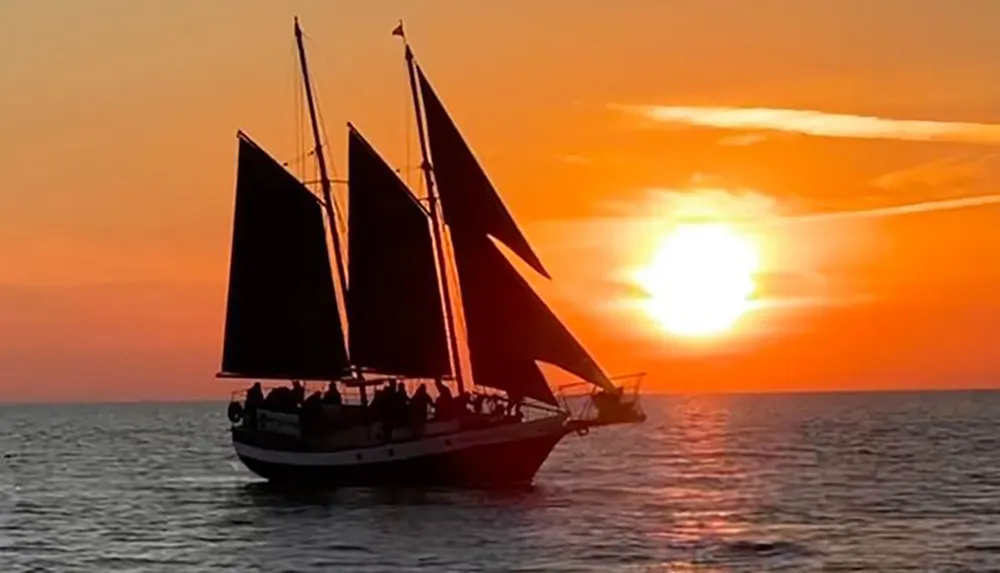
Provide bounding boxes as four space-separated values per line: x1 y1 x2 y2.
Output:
226 378 565 436
555 372 646 421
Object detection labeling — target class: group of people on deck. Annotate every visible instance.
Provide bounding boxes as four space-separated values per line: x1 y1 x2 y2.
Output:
239 378 524 438
244 380 341 414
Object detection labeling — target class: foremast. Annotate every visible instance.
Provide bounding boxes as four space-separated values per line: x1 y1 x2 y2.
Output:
294 17 353 371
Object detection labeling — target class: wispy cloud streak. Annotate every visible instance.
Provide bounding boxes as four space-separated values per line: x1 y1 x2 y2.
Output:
615 105 1000 145
791 193 1000 223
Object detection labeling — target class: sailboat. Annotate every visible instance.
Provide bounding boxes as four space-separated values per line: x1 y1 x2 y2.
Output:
219 19 645 487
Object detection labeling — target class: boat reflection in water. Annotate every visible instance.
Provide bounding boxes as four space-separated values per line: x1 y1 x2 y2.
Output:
218 19 644 488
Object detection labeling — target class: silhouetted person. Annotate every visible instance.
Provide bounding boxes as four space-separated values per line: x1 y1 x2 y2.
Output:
265 386 296 412
434 379 454 420
390 382 409 431
506 389 524 419
300 391 323 435
370 384 388 423
455 391 470 412
244 381 264 429
411 384 431 428
322 381 342 406
291 380 305 404
376 381 401 441
593 387 625 420
247 382 264 407
471 393 485 415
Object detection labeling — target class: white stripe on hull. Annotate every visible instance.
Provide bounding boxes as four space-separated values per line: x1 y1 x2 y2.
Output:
234 414 568 467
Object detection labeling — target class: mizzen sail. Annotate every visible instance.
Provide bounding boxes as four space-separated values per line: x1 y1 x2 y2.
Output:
346 125 451 378
220 133 349 380
416 64 550 279
414 61 615 403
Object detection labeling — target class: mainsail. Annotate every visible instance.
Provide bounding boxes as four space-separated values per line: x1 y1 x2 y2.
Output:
220 133 349 380
413 61 616 404
346 125 451 378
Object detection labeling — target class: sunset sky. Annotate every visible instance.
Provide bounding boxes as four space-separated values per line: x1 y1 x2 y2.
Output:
2 0 1000 402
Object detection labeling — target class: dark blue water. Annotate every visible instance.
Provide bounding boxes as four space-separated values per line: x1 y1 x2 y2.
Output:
0 392 998 571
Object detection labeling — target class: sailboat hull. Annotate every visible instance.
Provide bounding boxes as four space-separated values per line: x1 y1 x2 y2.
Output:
232 415 569 487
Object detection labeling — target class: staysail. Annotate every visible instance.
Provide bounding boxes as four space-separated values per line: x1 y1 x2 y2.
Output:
220 133 349 380
414 62 615 404
451 233 615 404
346 125 451 378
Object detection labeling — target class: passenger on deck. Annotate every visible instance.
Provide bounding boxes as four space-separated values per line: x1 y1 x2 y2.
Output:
291 380 305 404
246 382 264 408
411 384 431 420
488 396 504 416
434 379 454 420
393 383 410 428
380 380 406 441
303 390 322 409
244 382 264 428
593 386 625 419
370 382 390 423
322 382 342 406
506 390 524 420
409 384 431 437
455 391 470 413
471 393 485 415
264 386 296 412
300 391 323 435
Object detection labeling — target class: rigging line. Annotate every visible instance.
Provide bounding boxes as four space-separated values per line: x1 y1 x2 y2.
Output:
309 65 349 235
279 43 310 182
314 85 348 232
296 34 349 236
287 44 297 180
313 79 341 180
303 28 410 185
291 47 302 181
295 44 307 184
404 59 412 190
300 29 385 122
281 150 315 171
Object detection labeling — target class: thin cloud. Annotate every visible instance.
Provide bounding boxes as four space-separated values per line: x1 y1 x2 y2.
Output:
790 193 1000 223
717 133 768 146
870 155 997 194
614 104 1000 145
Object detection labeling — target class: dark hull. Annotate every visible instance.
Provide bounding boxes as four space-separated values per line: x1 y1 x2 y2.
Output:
232 417 570 488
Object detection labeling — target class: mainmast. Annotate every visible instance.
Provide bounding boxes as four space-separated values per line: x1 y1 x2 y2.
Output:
294 18 350 333
398 25 466 394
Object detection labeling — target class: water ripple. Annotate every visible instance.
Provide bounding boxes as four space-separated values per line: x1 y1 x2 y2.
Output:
0 394 998 571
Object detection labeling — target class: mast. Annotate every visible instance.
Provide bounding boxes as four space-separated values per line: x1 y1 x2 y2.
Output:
399 29 466 394
294 18 350 332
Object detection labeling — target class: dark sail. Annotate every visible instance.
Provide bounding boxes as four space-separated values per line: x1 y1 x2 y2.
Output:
220 133 349 380
416 64 550 279
346 126 451 378
451 233 615 405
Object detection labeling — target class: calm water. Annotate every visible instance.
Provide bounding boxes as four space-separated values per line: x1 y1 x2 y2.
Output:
0 392 998 572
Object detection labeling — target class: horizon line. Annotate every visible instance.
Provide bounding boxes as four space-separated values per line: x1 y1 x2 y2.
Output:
1 385 997 407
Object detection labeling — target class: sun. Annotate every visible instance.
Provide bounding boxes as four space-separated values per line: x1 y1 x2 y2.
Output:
634 223 760 337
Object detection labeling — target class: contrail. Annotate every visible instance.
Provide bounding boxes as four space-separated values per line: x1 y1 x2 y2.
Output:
615 105 1000 145
790 194 1000 223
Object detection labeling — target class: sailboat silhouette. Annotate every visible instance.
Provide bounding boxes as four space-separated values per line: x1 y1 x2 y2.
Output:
219 19 645 486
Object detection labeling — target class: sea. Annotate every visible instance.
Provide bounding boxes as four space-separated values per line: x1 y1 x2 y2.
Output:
0 391 998 572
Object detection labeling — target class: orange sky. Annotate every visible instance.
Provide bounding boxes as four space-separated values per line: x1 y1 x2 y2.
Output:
2 0 1000 402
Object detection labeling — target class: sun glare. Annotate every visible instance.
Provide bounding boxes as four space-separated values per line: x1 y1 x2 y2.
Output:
635 223 760 337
